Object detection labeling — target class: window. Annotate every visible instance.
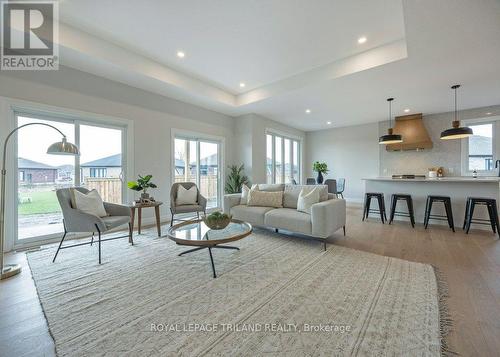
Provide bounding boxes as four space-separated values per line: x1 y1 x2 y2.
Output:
266 132 301 184
462 118 499 175
16 114 126 243
174 135 222 209
89 168 107 178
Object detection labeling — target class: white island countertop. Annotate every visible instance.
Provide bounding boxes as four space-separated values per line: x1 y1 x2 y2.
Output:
363 176 500 183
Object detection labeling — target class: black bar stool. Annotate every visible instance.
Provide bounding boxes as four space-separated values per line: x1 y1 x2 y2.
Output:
424 195 455 232
389 194 415 228
463 197 500 237
362 192 387 223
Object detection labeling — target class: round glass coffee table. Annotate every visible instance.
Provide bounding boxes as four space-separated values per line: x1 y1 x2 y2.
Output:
166 219 252 278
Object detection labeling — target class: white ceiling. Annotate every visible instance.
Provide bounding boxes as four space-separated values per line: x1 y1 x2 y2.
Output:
55 0 500 131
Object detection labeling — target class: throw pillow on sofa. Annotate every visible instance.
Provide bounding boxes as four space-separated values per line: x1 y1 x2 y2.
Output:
240 184 258 205
176 185 198 205
247 190 283 208
70 189 108 217
297 187 320 214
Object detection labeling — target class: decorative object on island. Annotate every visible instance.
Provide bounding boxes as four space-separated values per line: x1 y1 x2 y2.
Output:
379 97 403 145
203 211 232 230
312 161 328 184
440 84 473 140
1 123 79 280
128 174 157 201
225 164 249 194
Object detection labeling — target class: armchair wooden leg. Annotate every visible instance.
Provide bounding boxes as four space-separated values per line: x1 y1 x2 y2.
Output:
52 230 67 263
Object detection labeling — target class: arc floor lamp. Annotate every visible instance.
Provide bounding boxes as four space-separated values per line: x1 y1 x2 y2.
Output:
1 122 79 280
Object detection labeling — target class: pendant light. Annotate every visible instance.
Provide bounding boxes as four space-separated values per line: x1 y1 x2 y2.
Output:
379 97 403 144
440 84 473 140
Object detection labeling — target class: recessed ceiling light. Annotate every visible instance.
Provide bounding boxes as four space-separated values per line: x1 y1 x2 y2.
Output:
327 121 332 125
305 109 311 114
486 112 492 115
357 36 367 44
239 82 246 88
176 51 185 58
404 108 410 113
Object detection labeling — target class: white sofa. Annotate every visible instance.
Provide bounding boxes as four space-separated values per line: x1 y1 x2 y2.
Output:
223 184 346 248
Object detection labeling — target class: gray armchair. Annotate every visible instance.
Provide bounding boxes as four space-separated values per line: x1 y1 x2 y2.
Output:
170 182 207 226
53 187 133 264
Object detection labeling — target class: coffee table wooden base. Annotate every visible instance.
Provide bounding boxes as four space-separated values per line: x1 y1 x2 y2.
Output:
177 244 240 278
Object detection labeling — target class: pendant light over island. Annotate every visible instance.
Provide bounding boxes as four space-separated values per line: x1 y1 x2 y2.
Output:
440 84 474 140
379 97 403 145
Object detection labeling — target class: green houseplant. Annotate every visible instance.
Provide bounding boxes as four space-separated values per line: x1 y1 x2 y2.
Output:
127 174 157 200
225 164 249 194
312 161 329 184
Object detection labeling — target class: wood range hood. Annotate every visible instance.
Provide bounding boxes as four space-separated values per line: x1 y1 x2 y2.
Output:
386 113 433 151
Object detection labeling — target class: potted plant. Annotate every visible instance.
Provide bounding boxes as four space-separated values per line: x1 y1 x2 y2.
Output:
312 161 329 184
225 164 249 193
127 174 157 200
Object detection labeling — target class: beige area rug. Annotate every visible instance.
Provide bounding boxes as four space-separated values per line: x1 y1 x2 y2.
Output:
27 228 448 356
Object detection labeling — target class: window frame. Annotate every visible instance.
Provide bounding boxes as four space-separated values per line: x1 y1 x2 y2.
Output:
11 107 131 249
265 130 302 184
461 116 500 176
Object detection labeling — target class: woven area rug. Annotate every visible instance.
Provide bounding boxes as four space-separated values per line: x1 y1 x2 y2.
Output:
27 228 446 356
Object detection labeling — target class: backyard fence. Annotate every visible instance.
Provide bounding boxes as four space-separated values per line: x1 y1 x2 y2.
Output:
85 177 122 203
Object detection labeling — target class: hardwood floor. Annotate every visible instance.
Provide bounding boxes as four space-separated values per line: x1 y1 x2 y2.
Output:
1 206 499 356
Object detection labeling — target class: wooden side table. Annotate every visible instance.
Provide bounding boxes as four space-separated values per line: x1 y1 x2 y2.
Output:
129 201 163 237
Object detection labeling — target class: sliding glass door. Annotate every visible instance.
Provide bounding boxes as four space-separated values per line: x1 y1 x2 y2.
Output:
17 116 75 240
15 113 126 243
80 124 124 204
174 136 221 209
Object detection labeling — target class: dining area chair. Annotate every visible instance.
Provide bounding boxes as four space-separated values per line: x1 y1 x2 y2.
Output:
336 178 346 198
324 179 338 196
306 178 316 185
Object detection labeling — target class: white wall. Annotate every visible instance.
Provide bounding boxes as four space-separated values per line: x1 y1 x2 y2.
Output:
0 66 236 251
305 122 380 202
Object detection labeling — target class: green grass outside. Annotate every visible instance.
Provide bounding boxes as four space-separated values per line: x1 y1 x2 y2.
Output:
18 191 60 216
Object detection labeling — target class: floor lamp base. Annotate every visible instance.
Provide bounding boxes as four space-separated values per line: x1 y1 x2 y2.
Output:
1 264 22 280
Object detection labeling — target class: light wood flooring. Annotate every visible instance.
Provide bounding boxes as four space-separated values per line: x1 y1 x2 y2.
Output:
1 206 499 356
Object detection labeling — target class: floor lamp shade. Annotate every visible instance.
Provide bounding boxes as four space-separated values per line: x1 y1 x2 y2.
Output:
1 123 79 280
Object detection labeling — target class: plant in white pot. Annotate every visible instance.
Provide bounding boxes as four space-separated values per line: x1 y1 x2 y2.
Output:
127 174 157 201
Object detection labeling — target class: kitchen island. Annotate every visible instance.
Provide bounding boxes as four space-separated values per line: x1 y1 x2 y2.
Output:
363 177 500 232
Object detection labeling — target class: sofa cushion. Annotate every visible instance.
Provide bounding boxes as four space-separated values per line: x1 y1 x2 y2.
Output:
283 184 328 208
248 190 283 208
257 184 285 192
230 205 275 226
240 184 258 205
297 187 320 214
264 208 312 235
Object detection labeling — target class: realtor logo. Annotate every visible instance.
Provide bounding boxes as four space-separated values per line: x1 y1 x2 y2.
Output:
1 0 59 70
